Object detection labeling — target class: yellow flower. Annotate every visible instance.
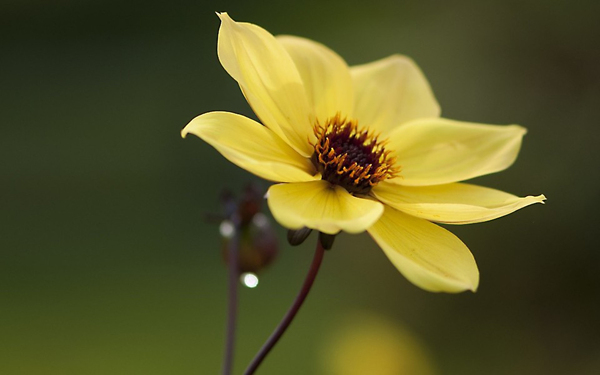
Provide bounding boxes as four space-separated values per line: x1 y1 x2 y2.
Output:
182 13 545 293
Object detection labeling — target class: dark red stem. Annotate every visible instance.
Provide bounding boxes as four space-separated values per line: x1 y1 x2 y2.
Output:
243 240 326 375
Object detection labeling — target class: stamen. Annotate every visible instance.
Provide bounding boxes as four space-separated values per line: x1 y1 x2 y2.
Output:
310 113 400 195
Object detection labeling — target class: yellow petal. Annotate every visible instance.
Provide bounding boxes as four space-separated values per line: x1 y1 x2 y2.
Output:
373 182 546 224
277 35 353 123
368 206 479 293
267 180 384 234
217 13 313 156
351 55 440 135
182 111 316 182
387 118 526 186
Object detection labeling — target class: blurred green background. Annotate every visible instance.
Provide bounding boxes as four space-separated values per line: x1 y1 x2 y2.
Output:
2 0 599 374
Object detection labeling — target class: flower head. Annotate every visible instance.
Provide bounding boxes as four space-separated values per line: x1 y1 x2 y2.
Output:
183 13 545 293
311 113 399 194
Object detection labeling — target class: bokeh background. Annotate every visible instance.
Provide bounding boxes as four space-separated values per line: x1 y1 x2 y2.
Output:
2 0 599 374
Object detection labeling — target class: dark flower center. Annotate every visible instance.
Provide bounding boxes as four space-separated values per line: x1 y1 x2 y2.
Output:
311 114 399 195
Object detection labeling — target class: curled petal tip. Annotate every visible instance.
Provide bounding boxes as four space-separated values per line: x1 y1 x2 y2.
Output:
216 12 232 22
513 124 527 135
530 194 547 205
457 276 479 293
455 276 479 294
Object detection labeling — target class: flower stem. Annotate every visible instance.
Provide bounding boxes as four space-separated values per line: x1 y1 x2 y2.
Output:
222 216 241 375
243 239 326 375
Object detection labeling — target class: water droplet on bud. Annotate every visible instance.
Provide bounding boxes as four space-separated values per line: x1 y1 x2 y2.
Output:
219 220 235 238
241 272 259 288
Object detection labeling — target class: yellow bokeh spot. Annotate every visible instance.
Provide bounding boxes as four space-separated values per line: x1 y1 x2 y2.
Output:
320 311 437 375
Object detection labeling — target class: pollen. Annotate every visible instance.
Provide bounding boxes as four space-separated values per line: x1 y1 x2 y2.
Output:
311 114 400 195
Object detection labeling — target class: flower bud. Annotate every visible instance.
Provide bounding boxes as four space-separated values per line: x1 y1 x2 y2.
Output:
287 227 313 246
220 184 278 274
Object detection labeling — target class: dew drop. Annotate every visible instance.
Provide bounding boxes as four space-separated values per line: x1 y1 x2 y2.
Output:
240 272 259 288
219 220 235 239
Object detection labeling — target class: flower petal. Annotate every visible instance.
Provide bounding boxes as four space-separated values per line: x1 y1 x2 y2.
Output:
373 182 546 224
182 111 316 182
387 118 527 186
277 35 353 123
350 55 440 135
217 13 313 156
368 206 479 293
267 180 384 234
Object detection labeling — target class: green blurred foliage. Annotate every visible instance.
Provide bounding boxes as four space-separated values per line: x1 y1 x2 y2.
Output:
1 0 599 374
